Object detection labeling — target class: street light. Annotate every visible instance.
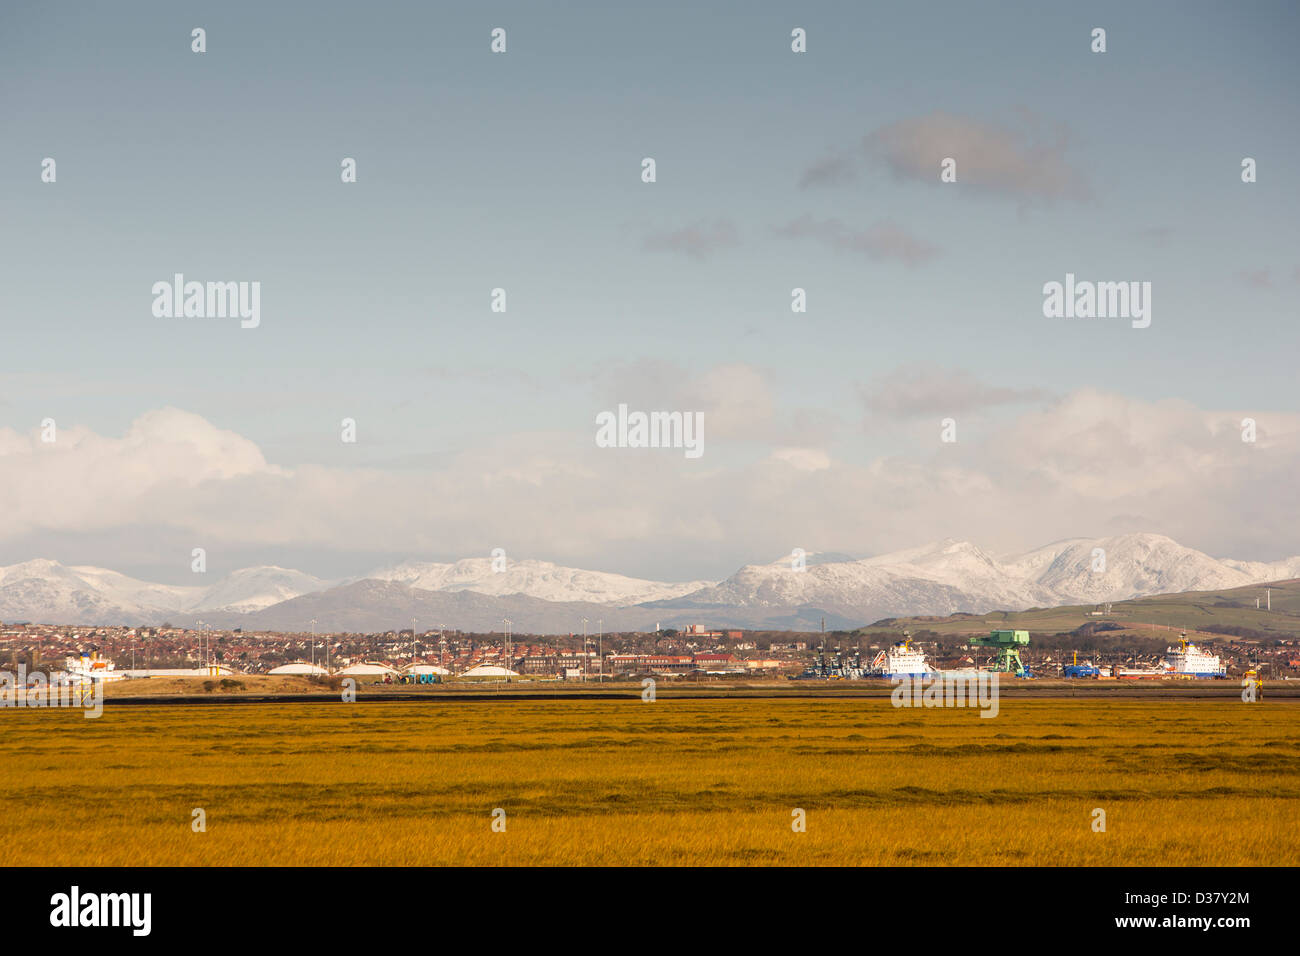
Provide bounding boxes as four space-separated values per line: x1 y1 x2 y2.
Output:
581 618 589 682
598 619 603 683
502 619 512 683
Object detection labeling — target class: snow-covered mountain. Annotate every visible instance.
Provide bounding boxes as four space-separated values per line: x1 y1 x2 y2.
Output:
364 557 712 606
0 560 197 624
663 541 1047 620
651 533 1300 622
0 556 709 625
191 566 330 614
0 561 326 625
1220 555 1300 582
1 533 1297 629
999 535 1278 604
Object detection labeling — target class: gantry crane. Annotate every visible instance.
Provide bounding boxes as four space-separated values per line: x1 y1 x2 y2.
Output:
970 629 1032 677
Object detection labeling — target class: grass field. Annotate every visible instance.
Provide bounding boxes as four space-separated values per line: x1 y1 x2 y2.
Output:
2 697 1296 866
91 674 1293 700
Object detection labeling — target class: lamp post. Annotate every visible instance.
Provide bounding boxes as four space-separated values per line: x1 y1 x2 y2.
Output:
502 619 512 683
598 619 603 683
581 618 589 682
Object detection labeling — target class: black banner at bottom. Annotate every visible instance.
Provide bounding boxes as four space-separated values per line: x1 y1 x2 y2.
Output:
1 865 1276 942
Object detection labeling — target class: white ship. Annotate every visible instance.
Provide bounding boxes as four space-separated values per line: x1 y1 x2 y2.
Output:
1161 633 1226 679
871 638 934 679
58 651 126 684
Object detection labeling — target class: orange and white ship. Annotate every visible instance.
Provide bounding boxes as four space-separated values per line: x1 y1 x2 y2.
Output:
59 651 126 684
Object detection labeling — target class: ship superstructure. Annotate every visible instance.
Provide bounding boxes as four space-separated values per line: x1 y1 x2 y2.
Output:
1161 632 1226 678
871 636 934 679
59 651 126 684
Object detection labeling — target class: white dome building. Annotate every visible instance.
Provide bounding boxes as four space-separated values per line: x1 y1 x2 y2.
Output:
266 662 329 676
405 664 450 676
337 662 399 677
460 664 519 678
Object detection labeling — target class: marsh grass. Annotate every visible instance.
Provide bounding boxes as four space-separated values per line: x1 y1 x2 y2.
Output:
1 699 1295 865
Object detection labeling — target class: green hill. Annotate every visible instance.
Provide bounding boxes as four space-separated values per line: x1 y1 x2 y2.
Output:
862 577 1300 643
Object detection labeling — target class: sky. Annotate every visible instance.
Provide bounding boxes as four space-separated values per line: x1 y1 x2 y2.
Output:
1 0 1298 585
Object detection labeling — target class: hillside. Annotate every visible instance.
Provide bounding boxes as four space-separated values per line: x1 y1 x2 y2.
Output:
865 577 1300 642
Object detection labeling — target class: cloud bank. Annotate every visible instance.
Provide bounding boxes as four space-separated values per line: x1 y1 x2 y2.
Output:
1 377 1295 578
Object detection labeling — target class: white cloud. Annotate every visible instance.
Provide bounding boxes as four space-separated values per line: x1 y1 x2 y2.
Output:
863 110 1091 201
770 448 832 472
0 408 276 538
643 219 739 259
1 390 1296 576
593 360 779 442
861 365 1052 419
774 215 938 265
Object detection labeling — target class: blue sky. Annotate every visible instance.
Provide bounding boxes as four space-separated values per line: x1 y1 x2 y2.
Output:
1 1 1298 583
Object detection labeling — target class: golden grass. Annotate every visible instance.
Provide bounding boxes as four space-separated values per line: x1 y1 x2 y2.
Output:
99 675 330 697
1 698 1296 865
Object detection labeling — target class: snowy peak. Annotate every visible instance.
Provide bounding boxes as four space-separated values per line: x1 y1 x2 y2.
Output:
861 538 994 569
1221 555 1300 581
1002 533 1264 603
862 539 1011 591
676 533 1300 620
684 539 1042 614
193 566 330 613
0 560 326 624
366 557 712 606
0 560 195 625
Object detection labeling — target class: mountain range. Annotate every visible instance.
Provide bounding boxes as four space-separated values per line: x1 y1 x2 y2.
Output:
2 533 1298 632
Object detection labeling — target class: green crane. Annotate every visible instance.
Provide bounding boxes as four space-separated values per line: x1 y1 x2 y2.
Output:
970 629 1031 677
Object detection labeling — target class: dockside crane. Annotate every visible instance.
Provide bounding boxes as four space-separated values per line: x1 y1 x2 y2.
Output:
970 629 1032 677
